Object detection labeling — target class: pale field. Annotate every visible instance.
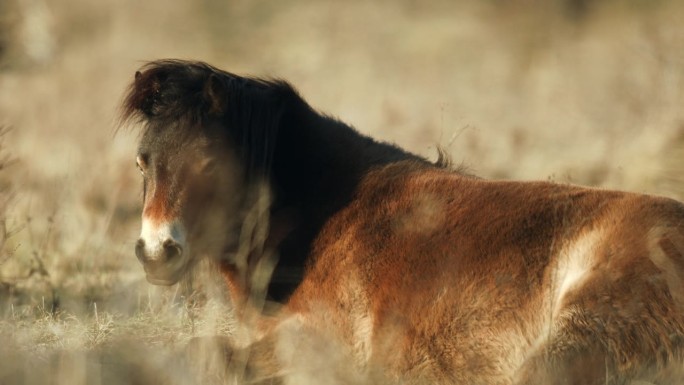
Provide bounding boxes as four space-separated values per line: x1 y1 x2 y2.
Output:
0 0 684 383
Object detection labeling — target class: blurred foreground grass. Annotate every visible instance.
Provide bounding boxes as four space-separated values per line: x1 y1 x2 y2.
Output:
0 0 684 383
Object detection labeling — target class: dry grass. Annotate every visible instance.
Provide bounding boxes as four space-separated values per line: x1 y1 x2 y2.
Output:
1 0 684 383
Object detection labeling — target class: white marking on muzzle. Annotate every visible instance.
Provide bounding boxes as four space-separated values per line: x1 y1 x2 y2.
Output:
140 217 186 260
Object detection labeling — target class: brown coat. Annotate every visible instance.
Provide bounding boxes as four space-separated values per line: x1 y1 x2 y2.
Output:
244 162 684 384
122 60 684 385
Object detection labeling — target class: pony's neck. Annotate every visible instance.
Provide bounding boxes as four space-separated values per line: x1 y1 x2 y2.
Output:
262 101 423 301
272 101 419 222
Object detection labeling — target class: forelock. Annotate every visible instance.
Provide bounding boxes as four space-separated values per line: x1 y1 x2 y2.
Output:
119 60 218 128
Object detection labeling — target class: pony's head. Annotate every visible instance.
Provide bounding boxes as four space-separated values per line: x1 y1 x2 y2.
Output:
120 60 295 285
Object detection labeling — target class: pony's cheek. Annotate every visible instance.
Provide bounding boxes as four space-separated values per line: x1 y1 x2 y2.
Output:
183 187 215 220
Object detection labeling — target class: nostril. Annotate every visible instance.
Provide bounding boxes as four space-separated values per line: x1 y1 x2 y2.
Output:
163 239 183 262
135 239 146 263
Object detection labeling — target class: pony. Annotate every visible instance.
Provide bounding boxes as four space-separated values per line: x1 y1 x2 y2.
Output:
121 59 684 384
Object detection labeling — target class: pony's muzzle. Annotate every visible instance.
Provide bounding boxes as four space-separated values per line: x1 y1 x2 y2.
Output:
135 238 186 285
135 238 183 263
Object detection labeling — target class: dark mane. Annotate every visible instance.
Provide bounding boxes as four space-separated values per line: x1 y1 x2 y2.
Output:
121 60 307 177
120 60 293 124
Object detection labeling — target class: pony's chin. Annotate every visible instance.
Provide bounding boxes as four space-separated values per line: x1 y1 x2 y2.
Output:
145 275 182 286
143 263 189 286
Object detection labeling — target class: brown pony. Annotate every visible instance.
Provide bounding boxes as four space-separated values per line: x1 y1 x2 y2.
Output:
121 59 684 384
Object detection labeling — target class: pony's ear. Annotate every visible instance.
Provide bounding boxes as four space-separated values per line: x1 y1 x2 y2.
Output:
203 73 226 116
123 69 164 119
134 71 162 118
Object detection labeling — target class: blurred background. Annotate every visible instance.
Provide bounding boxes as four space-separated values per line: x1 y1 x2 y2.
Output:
0 0 683 383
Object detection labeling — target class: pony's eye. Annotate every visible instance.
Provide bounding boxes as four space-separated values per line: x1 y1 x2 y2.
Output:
136 155 147 175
